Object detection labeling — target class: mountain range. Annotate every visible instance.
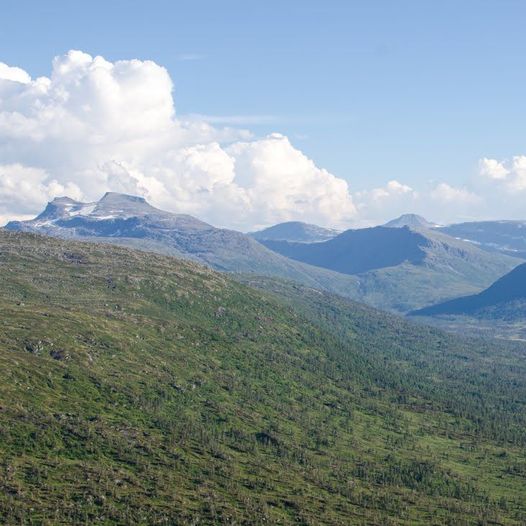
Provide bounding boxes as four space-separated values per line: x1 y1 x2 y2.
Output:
258 224 520 312
251 215 526 262
4 195 523 313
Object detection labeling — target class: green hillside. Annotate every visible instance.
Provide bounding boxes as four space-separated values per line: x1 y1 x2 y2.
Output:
1 231 526 525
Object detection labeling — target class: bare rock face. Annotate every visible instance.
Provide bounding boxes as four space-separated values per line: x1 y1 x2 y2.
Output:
49 349 70 361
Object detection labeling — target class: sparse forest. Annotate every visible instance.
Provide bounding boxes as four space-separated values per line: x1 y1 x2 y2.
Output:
1 231 526 525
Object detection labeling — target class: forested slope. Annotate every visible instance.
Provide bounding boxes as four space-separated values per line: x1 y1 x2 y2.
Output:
1 231 526 525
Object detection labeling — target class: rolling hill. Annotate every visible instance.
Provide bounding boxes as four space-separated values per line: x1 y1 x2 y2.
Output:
1 230 526 524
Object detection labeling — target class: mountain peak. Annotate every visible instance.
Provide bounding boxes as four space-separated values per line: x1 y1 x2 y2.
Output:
50 196 82 205
250 221 339 243
5 191 212 239
99 192 147 204
93 192 156 217
384 214 437 229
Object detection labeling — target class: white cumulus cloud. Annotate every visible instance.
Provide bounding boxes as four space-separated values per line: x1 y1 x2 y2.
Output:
479 156 526 191
2 49 521 230
430 183 480 204
353 180 419 225
0 63 31 84
0 50 356 230
479 158 509 181
0 163 81 223
367 180 415 201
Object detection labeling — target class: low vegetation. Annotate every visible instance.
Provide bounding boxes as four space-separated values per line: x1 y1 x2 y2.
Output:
1 231 526 524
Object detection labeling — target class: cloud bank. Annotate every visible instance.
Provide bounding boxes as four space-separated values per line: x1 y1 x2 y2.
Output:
0 50 524 229
0 50 356 229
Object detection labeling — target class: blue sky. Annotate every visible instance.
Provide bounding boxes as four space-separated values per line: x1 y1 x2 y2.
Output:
1 0 526 227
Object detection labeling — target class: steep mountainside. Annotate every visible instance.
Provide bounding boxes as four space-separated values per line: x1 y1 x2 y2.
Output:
440 220 526 258
5 192 361 298
413 262 526 319
1 231 526 524
250 221 339 243
261 226 520 312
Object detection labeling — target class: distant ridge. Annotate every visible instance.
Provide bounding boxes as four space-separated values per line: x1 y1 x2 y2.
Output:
384 214 438 229
439 220 526 258
412 262 526 319
261 226 429 274
250 221 339 243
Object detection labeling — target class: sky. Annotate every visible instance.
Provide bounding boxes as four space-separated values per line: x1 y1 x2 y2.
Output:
1 0 526 229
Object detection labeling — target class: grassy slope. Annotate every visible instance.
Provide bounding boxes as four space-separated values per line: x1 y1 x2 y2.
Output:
1 232 526 525
47 234 363 304
17 224 520 314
